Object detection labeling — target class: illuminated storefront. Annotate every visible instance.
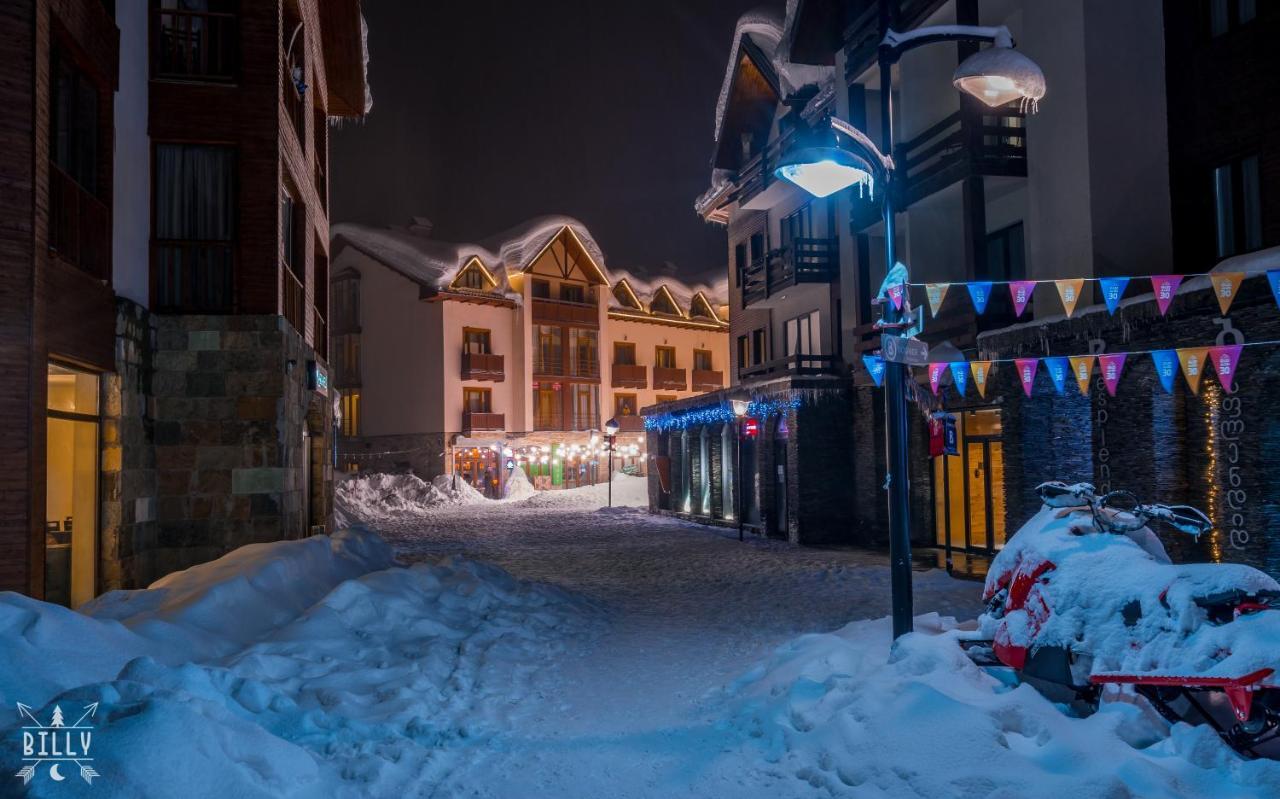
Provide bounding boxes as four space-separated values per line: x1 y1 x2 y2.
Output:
931 408 1007 555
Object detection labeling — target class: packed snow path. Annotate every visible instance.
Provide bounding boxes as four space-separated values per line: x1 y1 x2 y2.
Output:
375 491 981 797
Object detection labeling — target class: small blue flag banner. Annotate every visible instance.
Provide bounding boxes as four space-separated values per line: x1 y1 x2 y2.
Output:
1043 356 1070 395
1099 277 1129 315
948 361 969 397
967 282 993 314
1268 270 1280 310
862 354 886 387
1150 349 1178 394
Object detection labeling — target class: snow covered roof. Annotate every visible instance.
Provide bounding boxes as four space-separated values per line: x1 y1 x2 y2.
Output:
712 7 834 145
608 268 729 325
333 217 724 322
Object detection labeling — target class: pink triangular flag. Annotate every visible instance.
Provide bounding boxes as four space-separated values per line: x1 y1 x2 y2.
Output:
1099 353 1126 396
1014 358 1038 397
1209 345 1243 393
1151 275 1183 316
887 283 905 310
927 362 946 395
1009 281 1036 318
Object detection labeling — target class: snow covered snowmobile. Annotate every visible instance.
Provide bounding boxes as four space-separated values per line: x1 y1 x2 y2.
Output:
963 481 1280 758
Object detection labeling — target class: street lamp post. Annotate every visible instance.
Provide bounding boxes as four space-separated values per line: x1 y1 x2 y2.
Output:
605 417 620 507
775 24 1044 639
730 398 750 542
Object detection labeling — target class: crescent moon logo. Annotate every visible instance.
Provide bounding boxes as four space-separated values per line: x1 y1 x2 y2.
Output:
49 763 66 782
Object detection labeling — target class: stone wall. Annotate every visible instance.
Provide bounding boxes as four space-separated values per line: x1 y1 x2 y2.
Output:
100 299 158 590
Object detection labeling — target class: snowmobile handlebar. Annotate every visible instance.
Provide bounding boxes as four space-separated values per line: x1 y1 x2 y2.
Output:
1035 482 1213 538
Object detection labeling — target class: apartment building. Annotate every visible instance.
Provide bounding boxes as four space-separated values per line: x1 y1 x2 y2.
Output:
655 0 1280 572
0 0 369 605
330 217 729 494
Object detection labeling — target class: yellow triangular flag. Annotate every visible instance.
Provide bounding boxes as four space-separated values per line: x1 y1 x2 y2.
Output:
1056 279 1085 318
1210 272 1245 316
970 361 993 398
925 284 950 317
1177 347 1210 395
1068 356 1094 396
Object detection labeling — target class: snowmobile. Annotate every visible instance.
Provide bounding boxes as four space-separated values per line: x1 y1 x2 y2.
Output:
962 481 1280 758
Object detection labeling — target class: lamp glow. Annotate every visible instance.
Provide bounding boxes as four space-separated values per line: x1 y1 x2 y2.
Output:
953 45 1045 111
730 398 750 418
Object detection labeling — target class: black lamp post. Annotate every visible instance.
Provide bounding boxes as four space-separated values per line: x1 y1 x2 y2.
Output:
605 417 620 507
775 23 1044 639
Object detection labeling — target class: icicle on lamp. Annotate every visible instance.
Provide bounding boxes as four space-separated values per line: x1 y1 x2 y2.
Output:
952 30 1045 112
774 146 877 199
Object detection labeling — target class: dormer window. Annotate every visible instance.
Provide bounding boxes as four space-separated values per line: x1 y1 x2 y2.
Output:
650 286 682 317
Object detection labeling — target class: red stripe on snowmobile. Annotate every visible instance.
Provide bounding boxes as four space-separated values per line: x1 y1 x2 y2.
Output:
1089 668 1275 723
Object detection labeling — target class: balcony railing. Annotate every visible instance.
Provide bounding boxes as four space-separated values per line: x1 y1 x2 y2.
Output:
313 311 327 359
895 109 1027 207
611 363 647 388
615 415 646 433
531 298 597 327
534 352 561 375
463 411 505 434
741 353 842 381
691 369 724 392
152 8 237 82
283 268 305 335
653 366 687 391
742 256 768 307
462 352 505 381
741 237 839 309
48 162 110 280
569 357 600 379
153 240 233 313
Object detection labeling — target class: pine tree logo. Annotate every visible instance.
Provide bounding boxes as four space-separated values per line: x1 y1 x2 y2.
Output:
13 701 100 785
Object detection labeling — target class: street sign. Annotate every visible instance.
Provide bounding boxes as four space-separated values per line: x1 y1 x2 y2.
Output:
743 418 759 438
881 335 929 365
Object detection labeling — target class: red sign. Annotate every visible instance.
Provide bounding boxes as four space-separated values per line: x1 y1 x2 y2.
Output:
532 381 540 389
742 418 759 438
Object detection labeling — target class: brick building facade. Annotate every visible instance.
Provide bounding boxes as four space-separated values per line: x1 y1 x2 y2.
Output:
0 0 369 604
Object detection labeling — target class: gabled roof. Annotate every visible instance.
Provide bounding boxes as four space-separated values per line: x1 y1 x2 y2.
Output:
612 279 644 310
448 256 499 290
649 285 686 318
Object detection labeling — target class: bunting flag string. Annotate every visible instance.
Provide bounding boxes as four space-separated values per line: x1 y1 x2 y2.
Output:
906 268 1280 319
861 338 1280 399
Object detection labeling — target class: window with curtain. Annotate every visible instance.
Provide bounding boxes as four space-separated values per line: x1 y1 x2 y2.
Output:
655 346 676 369
153 143 236 312
464 328 492 355
50 42 99 195
1214 156 1262 259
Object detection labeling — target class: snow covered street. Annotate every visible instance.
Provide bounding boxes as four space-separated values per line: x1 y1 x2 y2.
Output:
4 474 1280 797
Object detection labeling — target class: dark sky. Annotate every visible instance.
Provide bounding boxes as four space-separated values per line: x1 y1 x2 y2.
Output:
330 0 768 283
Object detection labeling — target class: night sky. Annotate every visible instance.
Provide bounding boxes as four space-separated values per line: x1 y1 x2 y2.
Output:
330 0 768 283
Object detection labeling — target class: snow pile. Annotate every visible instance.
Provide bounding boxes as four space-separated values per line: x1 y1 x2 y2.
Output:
979 504 1280 680
0 531 598 798
334 472 486 520
510 473 649 511
502 464 538 501
722 614 1280 797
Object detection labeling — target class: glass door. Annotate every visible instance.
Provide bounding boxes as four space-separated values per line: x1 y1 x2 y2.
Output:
932 409 1006 553
45 363 100 607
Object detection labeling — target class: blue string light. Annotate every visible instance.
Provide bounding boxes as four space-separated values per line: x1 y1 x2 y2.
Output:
643 396 802 432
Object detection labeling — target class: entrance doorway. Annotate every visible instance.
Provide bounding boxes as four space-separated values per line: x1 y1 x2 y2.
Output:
932 408 1006 553
772 416 789 537
455 446 501 497
45 363 100 607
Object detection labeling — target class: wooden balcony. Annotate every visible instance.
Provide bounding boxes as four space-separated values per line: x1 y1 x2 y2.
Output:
691 369 724 392
283 267 305 335
462 411 505 434
48 162 110 280
152 7 237 82
313 310 328 359
741 354 842 381
895 109 1027 207
531 298 597 327
741 238 839 309
462 352 505 382
611 363 647 388
615 415 646 433
652 366 687 391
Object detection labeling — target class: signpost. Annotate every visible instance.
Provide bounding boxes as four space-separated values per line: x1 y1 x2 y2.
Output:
881 334 929 366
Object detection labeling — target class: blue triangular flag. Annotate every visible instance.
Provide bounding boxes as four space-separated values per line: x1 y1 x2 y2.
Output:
948 361 968 397
1099 277 1129 315
967 282 993 314
1043 357 1070 395
862 354 886 387
1150 349 1178 394
1268 270 1280 310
